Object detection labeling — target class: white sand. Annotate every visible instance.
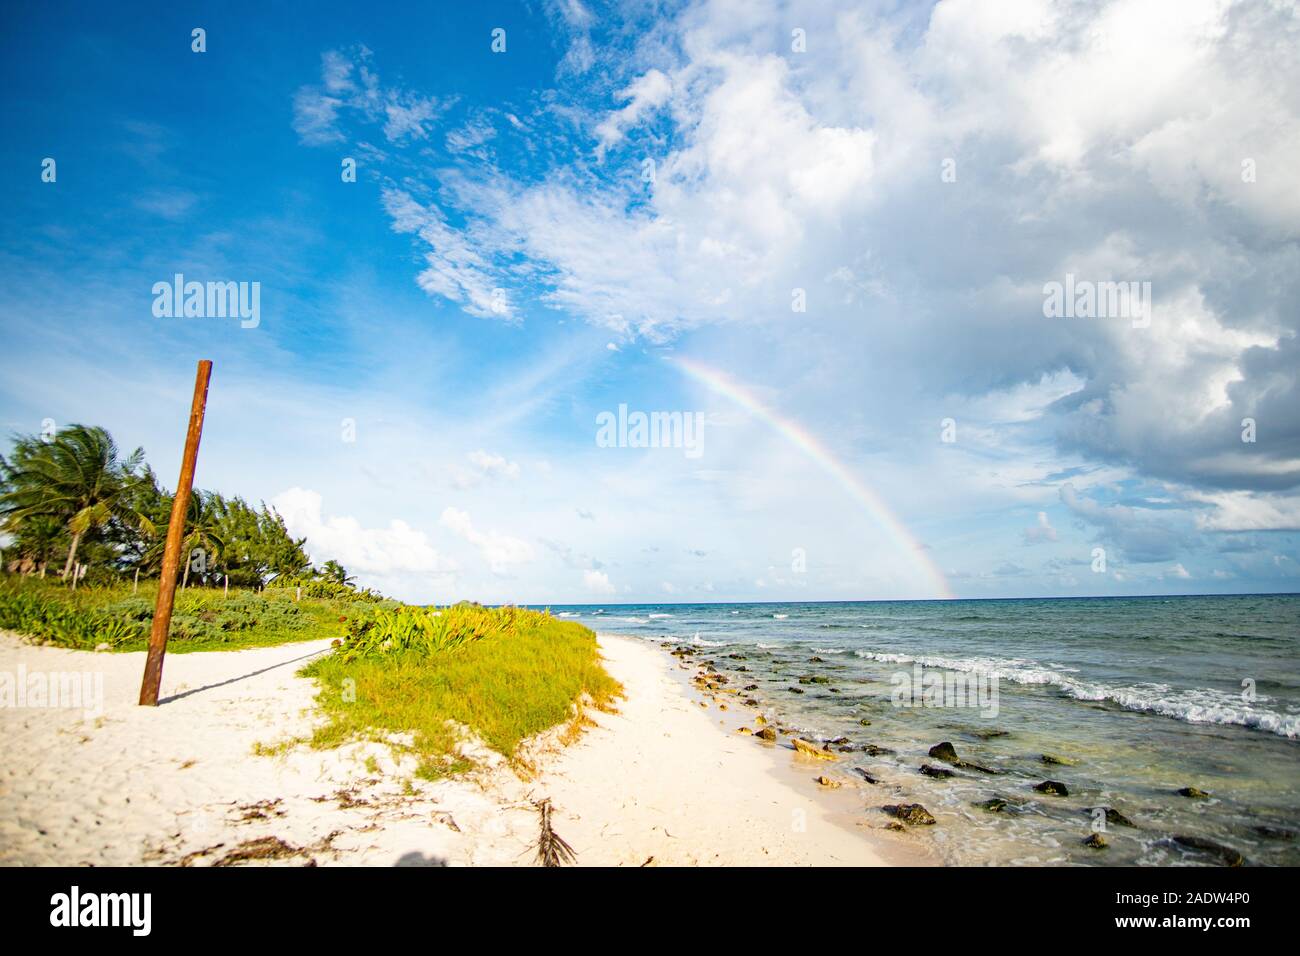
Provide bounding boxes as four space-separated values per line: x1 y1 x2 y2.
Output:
0 630 925 866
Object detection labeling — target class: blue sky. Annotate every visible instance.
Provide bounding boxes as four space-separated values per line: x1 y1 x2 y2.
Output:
2 0 1298 603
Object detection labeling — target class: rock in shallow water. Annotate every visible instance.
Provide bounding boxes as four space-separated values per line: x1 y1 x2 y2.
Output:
928 741 960 762
1088 806 1135 828
928 741 997 774
920 764 955 779
1041 753 1078 766
882 804 936 826
1034 780 1070 796
792 738 838 760
1177 787 1211 799
1082 833 1108 849
1171 834 1244 867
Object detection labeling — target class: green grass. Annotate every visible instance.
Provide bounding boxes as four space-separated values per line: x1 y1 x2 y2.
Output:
0 575 380 652
302 610 621 778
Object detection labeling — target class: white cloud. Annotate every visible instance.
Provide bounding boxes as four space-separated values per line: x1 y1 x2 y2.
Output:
594 68 672 158
1023 511 1058 544
439 507 536 574
583 569 615 594
271 487 454 575
1191 491 1300 532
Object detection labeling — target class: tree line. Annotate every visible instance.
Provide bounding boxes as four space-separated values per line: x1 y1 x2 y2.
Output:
0 423 354 589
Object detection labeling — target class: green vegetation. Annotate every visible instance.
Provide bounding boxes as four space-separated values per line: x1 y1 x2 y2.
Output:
0 576 384 652
1 423 325 588
303 608 620 778
1 423 621 777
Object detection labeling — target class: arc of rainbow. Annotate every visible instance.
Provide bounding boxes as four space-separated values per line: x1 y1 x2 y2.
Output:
670 356 954 600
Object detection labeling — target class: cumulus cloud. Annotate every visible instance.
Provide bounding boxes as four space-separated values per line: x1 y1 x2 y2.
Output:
1190 491 1300 532
287 1 1300 594
583 569 615 594
439 507 536 574
271 487 454 575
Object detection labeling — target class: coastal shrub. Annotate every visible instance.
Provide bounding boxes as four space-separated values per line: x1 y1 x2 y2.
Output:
0 576 347 652
266 578 385 603
336 602 538 662
0 585 145 649
304 613 620 776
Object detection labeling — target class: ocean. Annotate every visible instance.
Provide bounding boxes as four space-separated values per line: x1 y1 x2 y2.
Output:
544 594 1300 866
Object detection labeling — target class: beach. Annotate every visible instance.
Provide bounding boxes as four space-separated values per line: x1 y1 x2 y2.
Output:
0 630 920 866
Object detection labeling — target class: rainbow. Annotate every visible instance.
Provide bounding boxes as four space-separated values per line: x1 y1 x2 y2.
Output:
670 356 954 600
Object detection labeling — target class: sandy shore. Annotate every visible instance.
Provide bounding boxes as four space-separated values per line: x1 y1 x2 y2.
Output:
0 630 925 866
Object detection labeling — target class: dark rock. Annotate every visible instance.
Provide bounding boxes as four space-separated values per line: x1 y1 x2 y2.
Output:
882 804 936 826
1254 825 1296 841
743 698 759 706
972 729 1009 740
975 798 1009 812
808 656 825 663
788 687 805 694
920 764 955 779
929 740 996 774
1171 835 1244 867
852 768 879 784
1082 833 1108 849
1177 787 1211 799
743 684 758 691
1034 780 1070 796
754 726 778 741
928 741 960 763
1089 807 1135 828
1041 753 1078 766
858 718 872 726
862 744 895 756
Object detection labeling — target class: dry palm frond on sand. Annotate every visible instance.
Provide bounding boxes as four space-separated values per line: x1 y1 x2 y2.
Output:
533 798 576 867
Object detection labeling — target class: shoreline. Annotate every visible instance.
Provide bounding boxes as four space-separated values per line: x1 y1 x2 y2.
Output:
0 629 926 866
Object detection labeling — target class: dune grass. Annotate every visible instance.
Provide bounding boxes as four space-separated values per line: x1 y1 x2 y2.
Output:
0 575 380 652
301 609 621 778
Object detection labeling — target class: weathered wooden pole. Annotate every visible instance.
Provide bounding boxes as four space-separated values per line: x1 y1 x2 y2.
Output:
139 360 212 706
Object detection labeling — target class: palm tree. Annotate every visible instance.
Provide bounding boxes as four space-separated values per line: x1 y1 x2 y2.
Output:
0 425 153 581
320 559 355 587
8 514 65 576
148 490 227 588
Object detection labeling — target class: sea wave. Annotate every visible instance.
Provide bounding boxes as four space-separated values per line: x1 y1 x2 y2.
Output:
852 650 1300 737
648 613 675 619
688 633 728 647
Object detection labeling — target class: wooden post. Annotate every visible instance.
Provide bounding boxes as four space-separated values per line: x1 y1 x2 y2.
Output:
139 360 212 706
133 567 140 593
223 573 229 597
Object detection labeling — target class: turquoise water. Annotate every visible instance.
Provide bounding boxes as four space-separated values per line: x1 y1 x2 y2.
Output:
545 595 1300 866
